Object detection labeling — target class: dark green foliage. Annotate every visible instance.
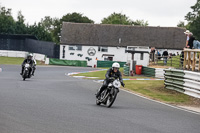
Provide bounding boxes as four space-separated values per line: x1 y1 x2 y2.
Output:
27 22 53 42
101 12 148 26
0 6 16 34
185 0 200 39
61 12 94 23
1 5 149 43
177 21 185 28
15 11 27 34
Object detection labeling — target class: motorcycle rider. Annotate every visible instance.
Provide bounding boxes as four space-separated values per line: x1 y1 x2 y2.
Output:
20 54 34 77
96 62 125 98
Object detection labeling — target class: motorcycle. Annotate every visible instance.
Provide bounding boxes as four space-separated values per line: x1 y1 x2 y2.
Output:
96 78 121 108
22 63 32 81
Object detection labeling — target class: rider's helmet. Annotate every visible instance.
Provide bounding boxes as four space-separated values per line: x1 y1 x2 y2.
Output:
27 54 33 60
112 62 120 70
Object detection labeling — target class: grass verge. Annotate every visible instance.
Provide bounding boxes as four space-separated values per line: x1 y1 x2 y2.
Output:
74 68 149 79
0 56 45 65
0 56 24 65
124 80 190 104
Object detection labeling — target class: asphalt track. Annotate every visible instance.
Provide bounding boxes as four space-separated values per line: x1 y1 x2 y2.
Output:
0 65 200 133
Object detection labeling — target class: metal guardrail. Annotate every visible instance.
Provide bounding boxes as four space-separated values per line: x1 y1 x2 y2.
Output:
164 68 200 98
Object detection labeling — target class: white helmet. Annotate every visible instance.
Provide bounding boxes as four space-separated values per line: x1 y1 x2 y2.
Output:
27 53 33 59
112 62 120 69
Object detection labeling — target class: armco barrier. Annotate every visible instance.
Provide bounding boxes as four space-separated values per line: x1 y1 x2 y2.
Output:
49 58 87 67
164 69 200 98
0 50 46 61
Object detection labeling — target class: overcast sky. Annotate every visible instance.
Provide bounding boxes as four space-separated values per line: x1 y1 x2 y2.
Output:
0 0 197 27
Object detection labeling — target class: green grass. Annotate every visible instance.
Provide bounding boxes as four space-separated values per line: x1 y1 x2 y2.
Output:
73 68 192 104
124 80 190 103
0 56 24 65
0 56 45 65
75 68 148 79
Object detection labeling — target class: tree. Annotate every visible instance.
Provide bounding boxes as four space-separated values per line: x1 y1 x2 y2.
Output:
177 21 185 28
61 12 94 23
40 16 61 43
27 22 52 42
101 12 148 26
51 18 61 44
15 11 27 34
133 19 148 26
0 5 16 34
185 0 200 39
51 12 94 44
40 16 54 33
101 12 133 25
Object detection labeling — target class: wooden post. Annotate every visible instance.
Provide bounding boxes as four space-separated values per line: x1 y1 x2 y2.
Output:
199 52 200 71
183 51 187 69
188 51 191 70
192 52 196 71
171 57 172 66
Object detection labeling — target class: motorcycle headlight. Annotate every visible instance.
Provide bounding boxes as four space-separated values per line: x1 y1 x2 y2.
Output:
113 80 121 88
25 64 30 67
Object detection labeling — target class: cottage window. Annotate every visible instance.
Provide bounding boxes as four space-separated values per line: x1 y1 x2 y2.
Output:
140 53 144 60
69 45 82 51
98 46 108 52
76 45 82 51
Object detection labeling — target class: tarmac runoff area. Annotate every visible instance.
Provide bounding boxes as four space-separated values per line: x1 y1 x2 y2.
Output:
67 70 200 114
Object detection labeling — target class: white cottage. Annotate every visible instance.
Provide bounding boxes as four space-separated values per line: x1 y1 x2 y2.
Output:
60 44 150 68
60 22 186 68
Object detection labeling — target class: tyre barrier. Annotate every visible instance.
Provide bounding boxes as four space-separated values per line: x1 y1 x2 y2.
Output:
142 66 164 78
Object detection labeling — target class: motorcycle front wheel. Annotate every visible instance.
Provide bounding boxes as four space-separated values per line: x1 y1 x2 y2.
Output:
106 90 117 108
22 70 28 81
96 98 101 105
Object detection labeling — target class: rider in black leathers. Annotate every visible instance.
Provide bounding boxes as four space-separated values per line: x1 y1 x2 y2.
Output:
96 62 125 98
20 54 34 77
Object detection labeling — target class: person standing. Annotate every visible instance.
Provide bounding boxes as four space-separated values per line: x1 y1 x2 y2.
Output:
187 32 195 49
184 30 191 47
162 49 168 65
150 47 155 62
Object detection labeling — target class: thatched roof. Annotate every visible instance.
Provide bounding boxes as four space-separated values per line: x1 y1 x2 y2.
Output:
61 22 186 49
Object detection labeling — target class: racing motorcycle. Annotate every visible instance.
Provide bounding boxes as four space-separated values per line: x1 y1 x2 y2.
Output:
96 78 121 108
22 63 32 81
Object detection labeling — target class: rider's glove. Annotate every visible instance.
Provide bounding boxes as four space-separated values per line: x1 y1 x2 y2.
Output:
121 82 125 87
